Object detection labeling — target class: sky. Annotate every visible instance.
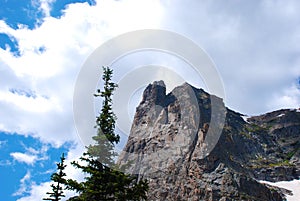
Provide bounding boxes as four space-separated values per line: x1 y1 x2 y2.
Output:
0 0 299 200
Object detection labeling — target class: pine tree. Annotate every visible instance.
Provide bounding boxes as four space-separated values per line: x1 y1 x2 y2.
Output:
88 65 119 165
65 66 148 200
44 153 67 201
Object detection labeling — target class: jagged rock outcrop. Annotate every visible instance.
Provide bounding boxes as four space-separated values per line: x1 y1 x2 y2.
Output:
118 81 300 201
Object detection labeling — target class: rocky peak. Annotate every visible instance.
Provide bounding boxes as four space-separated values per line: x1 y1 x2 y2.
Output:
118 81 299 201
140 80 166 106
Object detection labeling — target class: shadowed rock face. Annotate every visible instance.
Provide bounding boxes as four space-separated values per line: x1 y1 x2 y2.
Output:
118 81 300 201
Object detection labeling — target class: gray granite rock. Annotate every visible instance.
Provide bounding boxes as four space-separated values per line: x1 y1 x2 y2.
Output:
118 81 299 201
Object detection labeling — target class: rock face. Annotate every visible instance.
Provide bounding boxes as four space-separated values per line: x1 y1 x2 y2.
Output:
118 81 300 201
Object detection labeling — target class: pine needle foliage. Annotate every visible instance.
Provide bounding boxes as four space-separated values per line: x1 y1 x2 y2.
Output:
65 66 148 201
43 153 67 201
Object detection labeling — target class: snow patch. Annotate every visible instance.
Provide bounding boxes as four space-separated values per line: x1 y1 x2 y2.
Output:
289 108 300 112
277 113 285 118
241 115 249 123
260 179 300 201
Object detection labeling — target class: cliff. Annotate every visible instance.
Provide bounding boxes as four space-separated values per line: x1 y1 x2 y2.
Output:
118 81 300 201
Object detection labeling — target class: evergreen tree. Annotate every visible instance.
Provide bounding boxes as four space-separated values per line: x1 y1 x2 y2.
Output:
88 65 119 165
65 66 148 200
44 153 67 201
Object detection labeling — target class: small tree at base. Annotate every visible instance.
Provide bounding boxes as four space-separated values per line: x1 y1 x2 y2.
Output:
44 153 67 201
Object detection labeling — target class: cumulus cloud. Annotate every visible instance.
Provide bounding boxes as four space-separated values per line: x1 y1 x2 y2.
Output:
2 0 299 146
269 83 300 110
16 181 78 201
10 143 50 165
0 0 164 147
32 0 56 18
158 0 300 115
10 152 38 165
15 144 85 201
16 181 51 201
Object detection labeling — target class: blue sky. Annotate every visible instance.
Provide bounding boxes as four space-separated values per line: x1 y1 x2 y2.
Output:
0 1 93 200
0 132 71 201
0 0 300 200
0 0 94 56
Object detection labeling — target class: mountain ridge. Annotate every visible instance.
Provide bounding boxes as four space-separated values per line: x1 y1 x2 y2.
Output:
118 80 300 200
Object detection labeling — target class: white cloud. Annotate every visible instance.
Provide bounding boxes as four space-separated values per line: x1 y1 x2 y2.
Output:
0 90 58 113
16 181 51 201
157 0 300 115
0 0 164 147
10 143 50 165
269 84 300 111
15 144 85 201
25 147 40 155
2 0 298 147
10 152 38 165
63 143 86 182
13 171 31 196
16 181 78 201
33 0 56 18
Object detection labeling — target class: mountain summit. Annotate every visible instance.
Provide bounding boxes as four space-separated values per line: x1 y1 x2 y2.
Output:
118 81 300 201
